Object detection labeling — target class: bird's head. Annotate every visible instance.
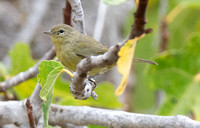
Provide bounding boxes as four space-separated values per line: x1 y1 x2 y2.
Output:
44 24 74 45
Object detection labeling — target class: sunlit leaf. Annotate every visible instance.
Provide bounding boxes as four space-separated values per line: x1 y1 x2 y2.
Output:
115 35 144 95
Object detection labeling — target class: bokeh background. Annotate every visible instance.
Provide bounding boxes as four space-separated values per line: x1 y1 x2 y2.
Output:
0 0 200 127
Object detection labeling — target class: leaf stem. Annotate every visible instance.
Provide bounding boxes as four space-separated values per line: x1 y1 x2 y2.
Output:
62 69 74 78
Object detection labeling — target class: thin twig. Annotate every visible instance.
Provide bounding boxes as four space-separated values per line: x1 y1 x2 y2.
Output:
63 0 72 26
159 19 169 52
129 0 152 39
26 98 36 128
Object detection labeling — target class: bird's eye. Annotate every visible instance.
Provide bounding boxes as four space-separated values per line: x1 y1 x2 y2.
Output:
59 29 64 34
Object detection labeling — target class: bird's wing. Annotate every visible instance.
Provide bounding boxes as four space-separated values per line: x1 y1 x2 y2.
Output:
73 35 108 59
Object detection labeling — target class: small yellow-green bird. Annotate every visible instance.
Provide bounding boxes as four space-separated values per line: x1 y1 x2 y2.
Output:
44 24 156 76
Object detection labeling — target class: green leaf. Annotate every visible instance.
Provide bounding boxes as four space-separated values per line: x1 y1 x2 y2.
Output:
9 43 37 75
37 60 64 87
42 93 53 128
37 60 64 101
103 0 127 5
38 60 64 127
146 33 200 115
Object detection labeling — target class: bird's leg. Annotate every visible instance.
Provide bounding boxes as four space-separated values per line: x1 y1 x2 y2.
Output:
85 77 98 100
87 77 97 91
70 77 98 100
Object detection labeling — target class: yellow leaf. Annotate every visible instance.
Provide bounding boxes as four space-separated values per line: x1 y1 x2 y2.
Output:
115 35 144 95
135 0 139 7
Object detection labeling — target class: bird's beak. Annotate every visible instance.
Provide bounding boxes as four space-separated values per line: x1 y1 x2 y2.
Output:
44 30 53 35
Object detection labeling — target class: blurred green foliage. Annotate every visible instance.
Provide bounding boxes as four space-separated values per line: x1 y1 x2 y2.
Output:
123 0 200 120
9 43 37 75
146 34 200 117
7 43 38 99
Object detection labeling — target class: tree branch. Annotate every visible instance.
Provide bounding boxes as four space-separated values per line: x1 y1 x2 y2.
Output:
0 100 30 127
0 47 56 92
129 0 152 39
70 43 121 100
70 0 152 100
68 0 86 34
1 100 199 128
49 105 200 128
63 0 72 26
26 98 36 128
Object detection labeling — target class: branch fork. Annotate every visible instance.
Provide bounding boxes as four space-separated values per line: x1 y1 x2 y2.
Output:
70 44 121 100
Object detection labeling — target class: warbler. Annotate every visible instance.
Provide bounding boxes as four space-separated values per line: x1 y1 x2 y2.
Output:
44 24 156 76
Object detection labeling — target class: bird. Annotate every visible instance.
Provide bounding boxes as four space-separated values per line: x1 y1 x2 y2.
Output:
44 24 157 76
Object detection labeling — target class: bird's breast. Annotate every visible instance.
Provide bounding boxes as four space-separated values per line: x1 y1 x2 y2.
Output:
57 49 81 72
